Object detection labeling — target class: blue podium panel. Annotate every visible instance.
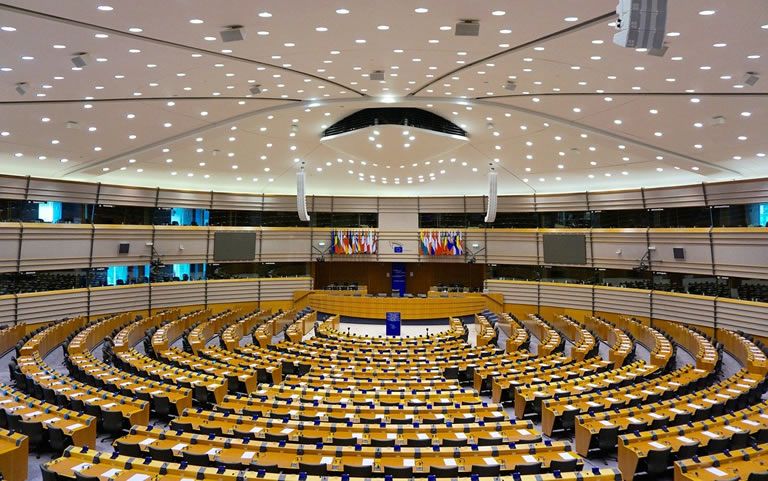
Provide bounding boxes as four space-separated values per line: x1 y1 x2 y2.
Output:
385 312 401 337
391 262 406 296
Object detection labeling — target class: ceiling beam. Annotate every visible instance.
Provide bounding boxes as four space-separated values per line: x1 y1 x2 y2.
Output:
410 11 616 96
0 2 366 97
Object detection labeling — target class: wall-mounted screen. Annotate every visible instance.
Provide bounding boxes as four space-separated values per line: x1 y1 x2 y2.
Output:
213 232 257 261
542 234 587 265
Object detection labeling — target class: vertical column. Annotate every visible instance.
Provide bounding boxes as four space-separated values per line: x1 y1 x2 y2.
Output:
204 190 214 309
12 176 32 324
702 182 719 340
148 187 160 316
85 182 101 318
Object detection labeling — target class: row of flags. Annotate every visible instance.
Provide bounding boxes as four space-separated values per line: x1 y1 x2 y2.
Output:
420 230 464 256
332 229 378 255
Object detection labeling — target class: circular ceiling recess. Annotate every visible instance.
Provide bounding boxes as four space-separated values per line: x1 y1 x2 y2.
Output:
0 1 765 195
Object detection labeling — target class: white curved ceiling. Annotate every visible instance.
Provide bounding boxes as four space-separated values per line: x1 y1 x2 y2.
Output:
0 1 765 196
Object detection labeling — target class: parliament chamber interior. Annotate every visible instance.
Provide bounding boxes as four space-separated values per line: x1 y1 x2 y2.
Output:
0 1 767 480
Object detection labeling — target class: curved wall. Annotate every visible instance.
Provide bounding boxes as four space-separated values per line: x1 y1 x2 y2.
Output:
4 278 767 339
3 174 768 212
1 277 312 326
485 279 768 337
2 224 767 279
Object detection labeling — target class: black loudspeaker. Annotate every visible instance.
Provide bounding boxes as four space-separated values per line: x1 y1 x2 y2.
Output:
118 242 130 254
673 247 685 260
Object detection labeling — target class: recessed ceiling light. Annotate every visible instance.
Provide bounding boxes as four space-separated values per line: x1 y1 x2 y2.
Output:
97 5 113 11
414 7 429 13
492 10 506 16
1 26 16 32
128 27 143 33
315 26 328 32
740 111 751 117
713 42 727 48
189 19 204 24
698 10 716 15
258 11 272 17
377 25 390 30
94 33 108 38
564 16 579 22
336 8 349 14
666 32 680 37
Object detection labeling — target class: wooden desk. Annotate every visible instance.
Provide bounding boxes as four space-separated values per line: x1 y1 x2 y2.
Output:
541 365 709 436
618 401 768 480
674 445 768 481
119 425 583 474
522 315 562 358
0 385 96 447
45 446 621 481
307 292 491 320
718 328 768 375
574 369 763 457
175 409 541 446
513 361 658 419
490 357 613 404
656 320 718 372
216 394 509 425
0 427 27 481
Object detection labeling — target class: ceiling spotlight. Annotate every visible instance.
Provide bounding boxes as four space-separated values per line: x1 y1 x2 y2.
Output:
14 82 27 96
504 80 517 91
369 70 385 81
743 71 760 86
71 52 90 68
455 19 480 37
249 84 261 95
220 25 245 42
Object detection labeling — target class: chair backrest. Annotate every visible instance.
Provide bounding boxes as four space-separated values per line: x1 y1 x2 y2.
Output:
343 464 373 477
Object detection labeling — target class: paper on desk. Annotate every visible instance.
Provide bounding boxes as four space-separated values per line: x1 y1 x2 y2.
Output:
241 452 256 460
648 441 666 449
483 457 499 465
522 455 537 463
443 458 457 466
705 467 728 477
100 468 121 478
71 463 91 473
66 423 84 430
416 433 429 440
206 448 220 455
559 452 575 460
139 438 156 446
171 443 188 451
126 475 150 481
517 429 531 436
402 459 415 467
